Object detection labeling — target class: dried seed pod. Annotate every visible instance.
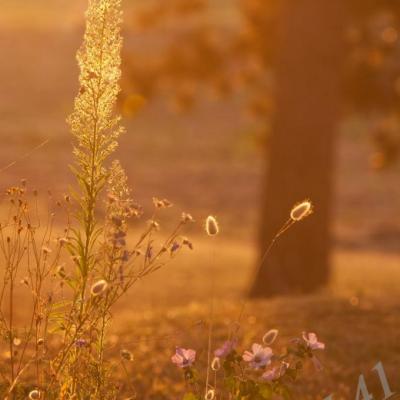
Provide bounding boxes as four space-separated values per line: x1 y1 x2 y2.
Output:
290 200 313 221
262 329 279 345
120 349 134 361
29 390 41 400
205 216 219 236
205 389 215 400
90 280 108 297
211 357 221 371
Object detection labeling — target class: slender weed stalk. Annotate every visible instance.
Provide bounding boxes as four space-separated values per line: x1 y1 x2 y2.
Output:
204 216 219 399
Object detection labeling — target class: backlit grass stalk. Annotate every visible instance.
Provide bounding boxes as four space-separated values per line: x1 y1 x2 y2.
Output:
63 0 124 392
0 187 65 398
67 0 124 318
205 216 219 399
258 199 313 269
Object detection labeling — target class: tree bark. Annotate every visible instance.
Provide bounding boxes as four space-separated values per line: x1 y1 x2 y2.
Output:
249 0 346 297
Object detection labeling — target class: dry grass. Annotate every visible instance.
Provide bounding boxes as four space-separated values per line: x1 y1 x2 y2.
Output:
5 233 400 398
111 240 400 399
0 2 400 399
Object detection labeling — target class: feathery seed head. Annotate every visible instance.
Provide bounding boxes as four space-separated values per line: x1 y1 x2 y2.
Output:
211 357 221 371
90 279 109 297
120 349 134 361
153 197 173 208
262 329 279 345
205 389 215 400
290 200 313 222
181 212 194 223
42 246 52 254
58 237 69 246
148 220 160 230
182 237 194 250
29 390 41 400
205 216 219 236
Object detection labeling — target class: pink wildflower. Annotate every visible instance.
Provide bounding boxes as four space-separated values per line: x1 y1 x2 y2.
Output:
171 347 196 368
302 332 325 350
214 339 237 358
242 343 273 369
261 367 279 381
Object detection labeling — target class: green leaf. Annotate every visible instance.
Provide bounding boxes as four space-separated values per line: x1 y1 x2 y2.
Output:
259 384 273 399
183 393 199 400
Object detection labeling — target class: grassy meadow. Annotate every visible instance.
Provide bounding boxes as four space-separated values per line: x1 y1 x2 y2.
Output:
0 1 399 399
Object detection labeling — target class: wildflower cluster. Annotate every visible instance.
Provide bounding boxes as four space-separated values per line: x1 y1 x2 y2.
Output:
172 330 325 399
0 0 195 398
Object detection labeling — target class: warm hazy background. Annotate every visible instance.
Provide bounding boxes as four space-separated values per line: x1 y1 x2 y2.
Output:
1 1 400 398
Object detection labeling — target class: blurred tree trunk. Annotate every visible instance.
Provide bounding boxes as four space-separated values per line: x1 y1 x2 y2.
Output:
249 0 346 297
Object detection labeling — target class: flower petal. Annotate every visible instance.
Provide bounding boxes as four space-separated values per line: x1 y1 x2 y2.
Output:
251 343 263 353
242 351 254 362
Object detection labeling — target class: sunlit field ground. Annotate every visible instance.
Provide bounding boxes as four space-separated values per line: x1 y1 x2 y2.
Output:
1 1 400 399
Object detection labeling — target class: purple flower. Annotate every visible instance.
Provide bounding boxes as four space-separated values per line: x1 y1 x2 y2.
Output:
75 339 88 348
261 367 279 382
121 250 129 262
171 347 196 368
302 332 325 350
261 362 289 381
145 245 153 261
214 339 237 358
171 242 180 254
242 343 273 369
